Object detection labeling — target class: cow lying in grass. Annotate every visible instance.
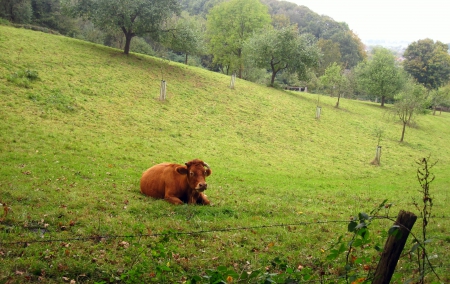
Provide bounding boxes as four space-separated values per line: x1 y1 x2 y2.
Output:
140 159 212 205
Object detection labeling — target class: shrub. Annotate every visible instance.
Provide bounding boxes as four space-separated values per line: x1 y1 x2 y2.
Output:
0 18 10 26
7 69 39 88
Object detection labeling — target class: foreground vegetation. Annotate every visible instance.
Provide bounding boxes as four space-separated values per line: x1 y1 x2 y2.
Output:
0 26 449 283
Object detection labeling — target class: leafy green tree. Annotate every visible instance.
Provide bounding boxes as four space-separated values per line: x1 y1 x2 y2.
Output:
206 0 271 78
74 19 105 44
130 36 154 56
330 30 366 69
31 0 75 33
180 0 224 16
0 0 32 23
355 47 405 106
64 0 180 55
161 12 206 65
244 26 320 87
394 79 429 142
320 62 348 107
403 39 450 91
261 0 366 68
316 38 342 77
271 14 291 29
429 84 450 115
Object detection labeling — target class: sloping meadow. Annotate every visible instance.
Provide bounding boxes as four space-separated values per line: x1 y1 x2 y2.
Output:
1 26 449 282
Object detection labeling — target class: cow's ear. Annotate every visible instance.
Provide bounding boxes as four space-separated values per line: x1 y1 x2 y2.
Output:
205 168 212 176
176 166 189 175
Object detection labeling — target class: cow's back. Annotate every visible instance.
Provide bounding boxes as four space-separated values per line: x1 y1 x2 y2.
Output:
140 163 187 199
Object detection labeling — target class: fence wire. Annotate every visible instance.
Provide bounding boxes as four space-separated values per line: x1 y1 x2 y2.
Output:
1 215 449 246
1 216 448 283
1 219 351 246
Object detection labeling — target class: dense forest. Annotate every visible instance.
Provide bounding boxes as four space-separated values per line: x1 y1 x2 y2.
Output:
1 0 450 110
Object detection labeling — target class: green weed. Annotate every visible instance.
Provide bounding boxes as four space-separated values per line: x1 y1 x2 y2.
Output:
6 69 39 88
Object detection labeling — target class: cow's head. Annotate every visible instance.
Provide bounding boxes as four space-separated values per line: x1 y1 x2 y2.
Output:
176 159 212 192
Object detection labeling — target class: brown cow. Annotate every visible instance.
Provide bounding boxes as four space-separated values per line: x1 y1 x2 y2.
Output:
140 159 212 205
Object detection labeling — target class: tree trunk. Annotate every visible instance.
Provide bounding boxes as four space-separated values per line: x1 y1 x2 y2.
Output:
123 29 134 55
400 121 406 142
336 94 341 108
381 95 386 107
269 61 278 87
270 71 276 87
238 48 243 79
372 210 417 284
185 54 188 65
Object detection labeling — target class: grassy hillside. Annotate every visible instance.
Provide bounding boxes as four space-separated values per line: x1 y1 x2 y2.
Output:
1 26 449 283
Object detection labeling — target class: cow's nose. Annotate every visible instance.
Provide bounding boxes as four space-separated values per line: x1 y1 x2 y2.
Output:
198 182 207 189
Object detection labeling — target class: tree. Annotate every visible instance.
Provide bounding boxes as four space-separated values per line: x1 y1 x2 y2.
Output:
64 0 180 55
0 0 32 23
394 79 428 142
330 30 366 69
31 0 75 34
429 84 450 115
316 39 342 77
320 62 348 107
161 12 206 65
355 47 405 106
244 26 320 87
403 39 450 91
180 0 224 16
261 0 366 68
271 14 291 29
206 0 271 78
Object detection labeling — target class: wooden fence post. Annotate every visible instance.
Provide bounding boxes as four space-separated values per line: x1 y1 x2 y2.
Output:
372 210 417 284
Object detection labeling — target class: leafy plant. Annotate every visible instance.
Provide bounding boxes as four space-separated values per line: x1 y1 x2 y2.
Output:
410 156 439 284
45 89 78 112
7 69 39 88
327 200 389 283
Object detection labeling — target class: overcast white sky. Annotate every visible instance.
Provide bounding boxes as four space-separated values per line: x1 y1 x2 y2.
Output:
287 0 450 44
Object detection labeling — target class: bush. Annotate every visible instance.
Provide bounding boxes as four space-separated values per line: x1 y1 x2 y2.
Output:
0 18 10 26
131 37 155 56
7 69 40 88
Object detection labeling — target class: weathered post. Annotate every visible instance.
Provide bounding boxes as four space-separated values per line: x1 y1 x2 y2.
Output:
159 80 166 101
375 146 382 164
230 73 236 89
372 210 417 284
371 145 382 165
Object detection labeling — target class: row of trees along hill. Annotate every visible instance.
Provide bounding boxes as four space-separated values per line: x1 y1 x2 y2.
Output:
2 0 450 136
323 41 450 141
0 0 366 85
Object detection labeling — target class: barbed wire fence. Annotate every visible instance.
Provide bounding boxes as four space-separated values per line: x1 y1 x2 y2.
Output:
2 215 449 246
1 215 448 283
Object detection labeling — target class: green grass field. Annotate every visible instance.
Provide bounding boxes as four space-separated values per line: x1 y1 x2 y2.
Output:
0 25 449 283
